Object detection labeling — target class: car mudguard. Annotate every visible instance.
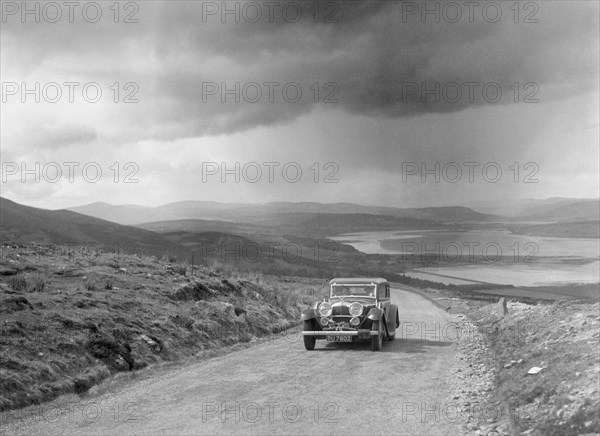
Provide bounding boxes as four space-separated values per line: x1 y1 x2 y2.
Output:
301 308 317 321
367 307 383 321
388 304 399 331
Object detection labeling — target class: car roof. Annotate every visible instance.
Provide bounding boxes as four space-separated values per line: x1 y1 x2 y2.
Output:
329 277 388 285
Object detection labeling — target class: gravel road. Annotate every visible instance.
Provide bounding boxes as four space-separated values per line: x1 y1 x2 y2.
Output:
2 287 470 435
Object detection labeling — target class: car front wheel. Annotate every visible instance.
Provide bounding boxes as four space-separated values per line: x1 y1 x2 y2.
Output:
388 314 398 341
371 321 383 351
303 320 316 351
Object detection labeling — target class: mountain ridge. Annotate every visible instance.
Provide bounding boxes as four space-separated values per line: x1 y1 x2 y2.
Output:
66 200 497 225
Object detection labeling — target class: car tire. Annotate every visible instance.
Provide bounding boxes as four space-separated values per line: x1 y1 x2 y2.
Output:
303 320 316 351
371 321 383 351
389 313 399 341
388 327 396 341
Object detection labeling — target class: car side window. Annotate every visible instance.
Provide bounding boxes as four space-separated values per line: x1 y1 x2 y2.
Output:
377 283 387 299
379 283 389 299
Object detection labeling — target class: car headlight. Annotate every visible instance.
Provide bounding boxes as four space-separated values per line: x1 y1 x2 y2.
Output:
350 317 360 326
319 317 330 326
318 302 333 317
349 302 363 317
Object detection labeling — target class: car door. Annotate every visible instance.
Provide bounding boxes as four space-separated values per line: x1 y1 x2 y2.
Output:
378 282 390 320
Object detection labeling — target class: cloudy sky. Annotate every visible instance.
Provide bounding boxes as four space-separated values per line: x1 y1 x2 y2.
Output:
1 0 598 209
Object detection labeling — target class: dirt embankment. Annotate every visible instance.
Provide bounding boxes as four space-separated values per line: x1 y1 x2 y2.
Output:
469 300 600 436
0 243 323 412
405 283 600 435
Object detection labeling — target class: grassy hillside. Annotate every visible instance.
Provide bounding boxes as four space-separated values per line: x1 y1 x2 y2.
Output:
0 198 184 258
0 242 323 412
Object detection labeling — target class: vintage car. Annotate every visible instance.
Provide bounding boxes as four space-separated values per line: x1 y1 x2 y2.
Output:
301 277 399 351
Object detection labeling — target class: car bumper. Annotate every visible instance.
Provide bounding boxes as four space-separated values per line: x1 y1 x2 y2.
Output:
302 329 376 338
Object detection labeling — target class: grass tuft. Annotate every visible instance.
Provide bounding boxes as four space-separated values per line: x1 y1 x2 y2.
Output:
28 273 47 292
85 272 97 291
8 274 28 292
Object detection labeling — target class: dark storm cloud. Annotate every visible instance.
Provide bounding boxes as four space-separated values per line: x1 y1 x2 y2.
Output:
2 0 598 141
145 0 599 139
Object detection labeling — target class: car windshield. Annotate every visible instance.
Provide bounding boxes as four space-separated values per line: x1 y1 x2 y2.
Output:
331 284 376 297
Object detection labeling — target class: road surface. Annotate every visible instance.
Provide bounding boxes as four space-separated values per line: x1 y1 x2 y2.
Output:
2 287 468 435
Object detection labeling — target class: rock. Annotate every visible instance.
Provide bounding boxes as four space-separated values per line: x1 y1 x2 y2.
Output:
140 334 157 346
504 363 512 369
140 334 162 352
497 297 508 317
171 282 215 301
527 366 543 375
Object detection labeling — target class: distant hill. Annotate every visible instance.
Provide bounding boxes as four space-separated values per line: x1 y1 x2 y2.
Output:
0 197 184 257
67 201 496 226
521 200 600 222
466 198 600 222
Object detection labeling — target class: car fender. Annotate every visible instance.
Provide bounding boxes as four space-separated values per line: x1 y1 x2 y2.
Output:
367 307 383 321
301 308 317 321
388 304 399 330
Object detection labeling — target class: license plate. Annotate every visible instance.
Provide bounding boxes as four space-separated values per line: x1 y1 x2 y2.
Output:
327 335 352 342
